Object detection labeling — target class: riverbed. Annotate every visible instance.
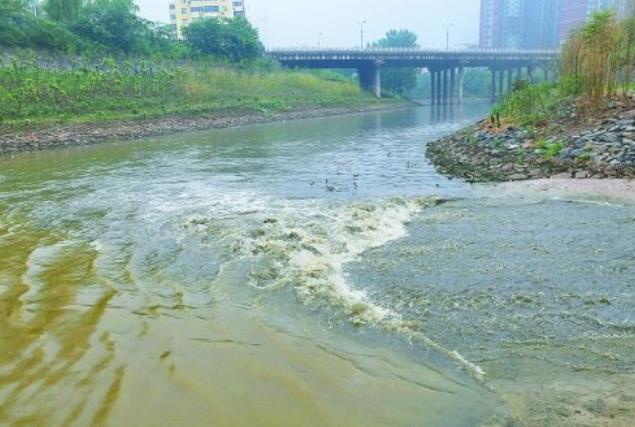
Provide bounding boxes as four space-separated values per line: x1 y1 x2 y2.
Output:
0 103 633 426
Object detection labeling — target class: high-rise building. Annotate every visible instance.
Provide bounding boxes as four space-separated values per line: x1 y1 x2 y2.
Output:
559 0 617 41
522 0 561 49
480 0 617 50
480 0 532 49
480 0 503 49
169 0 246 40
560 0 591 42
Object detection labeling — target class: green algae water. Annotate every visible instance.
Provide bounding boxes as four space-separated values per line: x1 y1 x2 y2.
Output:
0 104 633 426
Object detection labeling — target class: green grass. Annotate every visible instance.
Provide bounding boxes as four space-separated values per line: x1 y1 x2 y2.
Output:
0 57 390 131
543 141 564 159
534 137 564 159
495 76 581 127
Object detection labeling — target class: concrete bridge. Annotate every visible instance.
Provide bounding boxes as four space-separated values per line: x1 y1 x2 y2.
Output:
267 48 559 102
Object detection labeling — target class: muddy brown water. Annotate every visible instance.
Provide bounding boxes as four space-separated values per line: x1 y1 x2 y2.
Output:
1 103 633 426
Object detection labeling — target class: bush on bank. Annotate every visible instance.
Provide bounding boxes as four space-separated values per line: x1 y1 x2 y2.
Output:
497 5 635 127
0 57 380 130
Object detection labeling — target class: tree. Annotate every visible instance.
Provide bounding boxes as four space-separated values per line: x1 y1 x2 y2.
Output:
185 17 263 62
43 0 84 23
372 30 418 94
71 0 149 53
0 0 30 13
374 29 418 49
1 0 83 50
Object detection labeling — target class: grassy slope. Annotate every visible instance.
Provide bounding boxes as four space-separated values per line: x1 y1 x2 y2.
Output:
0 60 394 132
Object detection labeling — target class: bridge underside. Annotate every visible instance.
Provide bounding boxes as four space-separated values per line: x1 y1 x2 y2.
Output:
271 53 557 101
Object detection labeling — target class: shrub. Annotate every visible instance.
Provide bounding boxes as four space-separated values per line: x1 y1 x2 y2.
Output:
0 59 375 129
0 11 84 51
184 17 263 62
561 10 625 107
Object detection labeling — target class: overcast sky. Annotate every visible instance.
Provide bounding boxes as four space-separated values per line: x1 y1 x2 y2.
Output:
136 0 480 49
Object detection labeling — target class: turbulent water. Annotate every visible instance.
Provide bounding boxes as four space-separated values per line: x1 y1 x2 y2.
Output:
0 103 633 426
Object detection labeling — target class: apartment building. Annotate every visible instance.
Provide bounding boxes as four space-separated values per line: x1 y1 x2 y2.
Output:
480 0 616 49
169 0 246 39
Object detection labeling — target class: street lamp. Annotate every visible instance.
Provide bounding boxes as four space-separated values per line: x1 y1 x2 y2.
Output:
358 20 367 49
446 24 454 50
318 32 323 48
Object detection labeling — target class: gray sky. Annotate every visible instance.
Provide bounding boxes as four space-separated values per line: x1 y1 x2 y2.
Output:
136 0 480 49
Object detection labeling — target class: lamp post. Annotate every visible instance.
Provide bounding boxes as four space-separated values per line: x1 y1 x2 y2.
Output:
358 20 367 49
318 32 323 48
446 24 453 50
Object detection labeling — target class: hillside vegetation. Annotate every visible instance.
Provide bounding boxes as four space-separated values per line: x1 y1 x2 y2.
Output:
0 56 386 131
0 1 394 133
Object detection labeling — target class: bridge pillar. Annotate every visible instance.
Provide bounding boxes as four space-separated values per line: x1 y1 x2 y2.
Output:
458 67 465 104
430 70 436 105
491 69 496 100
373 65 381 98
436 71 442 104
442 69 449 104
516 67 522 83
358 61 382 98
450 68 456 104
507 68 514 92
498 69 505 98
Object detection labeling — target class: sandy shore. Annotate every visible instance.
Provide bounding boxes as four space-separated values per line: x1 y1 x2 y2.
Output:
480 178 635 203
0 103 411 156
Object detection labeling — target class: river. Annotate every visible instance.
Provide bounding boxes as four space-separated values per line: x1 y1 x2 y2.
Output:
0 103 633 426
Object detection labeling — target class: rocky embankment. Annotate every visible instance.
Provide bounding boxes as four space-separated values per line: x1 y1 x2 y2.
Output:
427 100 635 182
0 103 409 155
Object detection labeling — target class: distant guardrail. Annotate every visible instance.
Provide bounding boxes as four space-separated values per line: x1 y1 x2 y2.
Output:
266 47 560 55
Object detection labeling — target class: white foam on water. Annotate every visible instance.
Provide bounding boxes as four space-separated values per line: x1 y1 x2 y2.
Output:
186 195 487 379
239 197 430 323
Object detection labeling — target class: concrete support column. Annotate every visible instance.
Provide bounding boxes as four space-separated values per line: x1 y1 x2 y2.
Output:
358 61 382 98
436 70 442 104
527 66 534 83
498 69 505 97
458 67 465 104
544 68 550 82
491 68 497 100
430 70 436 105
373 65 381 98
507 68 514 92
442 69 448 104
516 67 522 82
450 67 456 104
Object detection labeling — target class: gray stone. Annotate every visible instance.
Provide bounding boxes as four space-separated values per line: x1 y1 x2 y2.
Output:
601 133 620 143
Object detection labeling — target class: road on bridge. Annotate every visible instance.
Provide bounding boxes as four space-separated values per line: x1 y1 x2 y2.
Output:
267 47 559 101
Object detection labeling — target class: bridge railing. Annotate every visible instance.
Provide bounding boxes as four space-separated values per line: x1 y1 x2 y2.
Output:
266 47 560 55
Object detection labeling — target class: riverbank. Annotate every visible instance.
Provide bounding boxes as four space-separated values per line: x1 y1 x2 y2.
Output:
488 177 635 204
0 102 411 155
0 56 408 155
427 96 635 182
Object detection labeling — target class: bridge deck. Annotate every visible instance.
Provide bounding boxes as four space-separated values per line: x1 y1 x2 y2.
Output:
267 48 560 99
268 48 559 68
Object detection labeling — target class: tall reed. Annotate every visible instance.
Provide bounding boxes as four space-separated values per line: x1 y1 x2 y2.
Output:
561 3 635 107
